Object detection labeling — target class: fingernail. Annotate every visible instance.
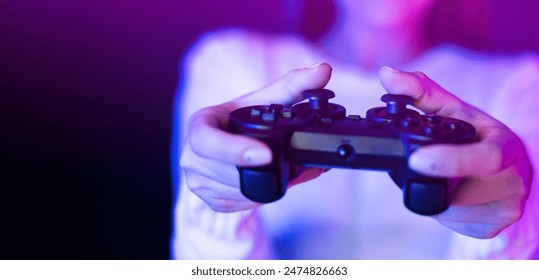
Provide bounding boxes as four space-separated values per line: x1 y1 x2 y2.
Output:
380 66 400 73
308 62 324 69
243 148 272 165
409 153 440 175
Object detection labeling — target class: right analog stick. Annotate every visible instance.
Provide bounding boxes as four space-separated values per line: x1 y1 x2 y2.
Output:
381 94 414 116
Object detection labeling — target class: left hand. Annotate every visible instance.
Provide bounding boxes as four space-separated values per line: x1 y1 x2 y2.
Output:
378 66 534 239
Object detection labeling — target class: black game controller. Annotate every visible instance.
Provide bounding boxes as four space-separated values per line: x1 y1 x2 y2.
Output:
228 89 478 215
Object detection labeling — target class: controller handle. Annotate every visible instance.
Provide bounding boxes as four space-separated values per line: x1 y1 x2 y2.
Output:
389 171 449 215
238 144 288 203
404 178 449 215
228 104 313 203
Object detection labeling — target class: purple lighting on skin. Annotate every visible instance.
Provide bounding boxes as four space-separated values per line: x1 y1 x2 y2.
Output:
2 0 539 260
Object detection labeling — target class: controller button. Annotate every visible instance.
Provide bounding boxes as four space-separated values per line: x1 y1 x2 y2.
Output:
422 126 440 136
399 117 419 128
337 144 354 159
423 115 442 125
281 108 293 118
269 104 283 112
320 117 333 124
445 121 465 131
369 119 386 128
262 112 276 122
250 108 262 117
347 115 362 121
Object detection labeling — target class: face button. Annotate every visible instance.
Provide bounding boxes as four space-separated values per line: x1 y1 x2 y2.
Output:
445 121 465 132
399 117 419 128
423 115 442 125
422 125 440 136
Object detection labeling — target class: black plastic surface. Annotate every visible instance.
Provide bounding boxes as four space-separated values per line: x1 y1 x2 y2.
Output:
228 89 478 215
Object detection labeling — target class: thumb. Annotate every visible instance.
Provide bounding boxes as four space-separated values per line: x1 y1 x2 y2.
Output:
188 63 332 167
228 63 332 108
378 66 465 117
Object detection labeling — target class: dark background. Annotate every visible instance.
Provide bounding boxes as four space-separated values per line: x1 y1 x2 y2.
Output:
0 0 300 259
1 0 538 259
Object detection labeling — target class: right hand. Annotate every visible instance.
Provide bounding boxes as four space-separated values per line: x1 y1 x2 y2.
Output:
180 63 333 212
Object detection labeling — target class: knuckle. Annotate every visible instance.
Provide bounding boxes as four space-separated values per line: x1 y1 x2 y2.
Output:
285 68 302 78
188 106 224 132
282 69 302 95
179 149 190 167
479 229 500 239
512 173 529 197
463 223 502 239
206 198 242 213
485 143 504 173
413 70 428 80
184 174 247 213
186 108 208 129
506 208 523 225
488 200 524 237
413 71 431 95
184 173 205 193
498 199 523 226
179 144 197 171
188 137 205 158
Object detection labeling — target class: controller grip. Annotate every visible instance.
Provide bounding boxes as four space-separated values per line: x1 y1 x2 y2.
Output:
403 178 449 215
238 160 288 203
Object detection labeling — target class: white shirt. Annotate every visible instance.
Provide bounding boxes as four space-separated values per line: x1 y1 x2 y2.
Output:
171 29 539 259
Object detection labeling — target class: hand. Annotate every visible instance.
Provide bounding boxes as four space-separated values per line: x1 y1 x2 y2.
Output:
379 66 534 239
180 63 332 212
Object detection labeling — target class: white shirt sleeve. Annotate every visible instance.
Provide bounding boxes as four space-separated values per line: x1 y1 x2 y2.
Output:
170 30 274 259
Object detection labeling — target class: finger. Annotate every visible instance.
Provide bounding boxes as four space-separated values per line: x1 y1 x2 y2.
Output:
180 145 240 188
378 66 467 117
188 109 273 166
450 173 524 206
184 170 260 212
409 125 523 177
288 167 327 186
433 197 523 238
188 63 332 166
435 217 506 239
229 62 333 108
409 142 500 177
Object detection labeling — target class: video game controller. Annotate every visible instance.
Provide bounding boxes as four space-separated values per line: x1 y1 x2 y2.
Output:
227 89 478 215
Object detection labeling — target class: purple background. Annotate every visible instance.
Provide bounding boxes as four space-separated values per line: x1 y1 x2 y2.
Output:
1 0 538 259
